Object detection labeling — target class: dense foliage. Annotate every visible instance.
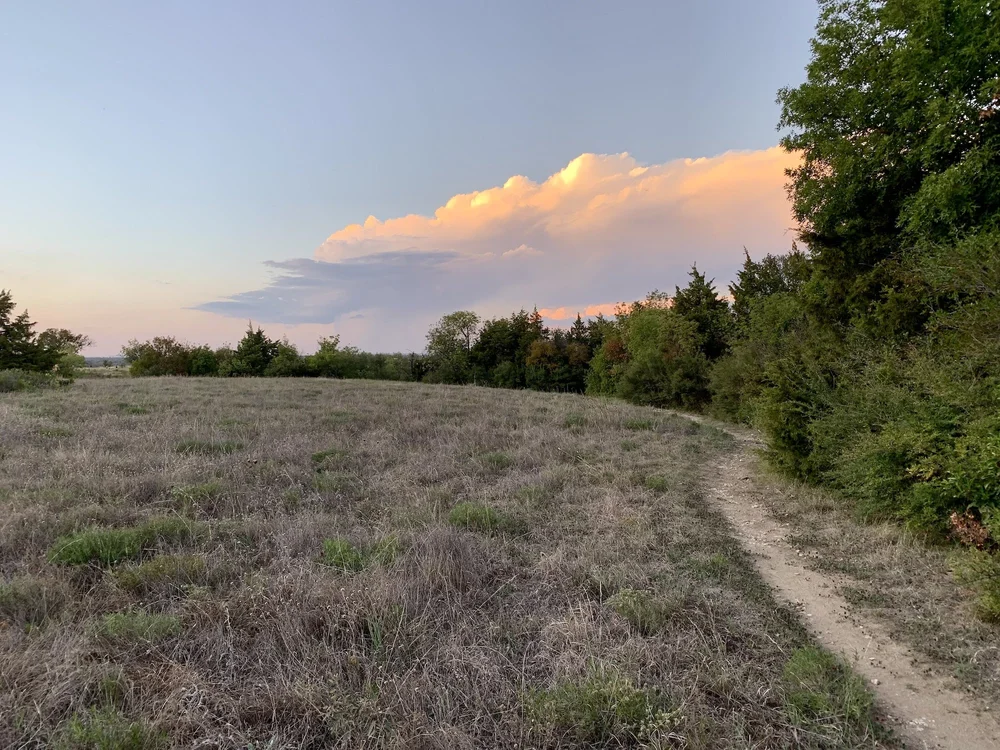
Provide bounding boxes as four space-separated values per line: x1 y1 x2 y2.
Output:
0 289 90 387
122 326 429 382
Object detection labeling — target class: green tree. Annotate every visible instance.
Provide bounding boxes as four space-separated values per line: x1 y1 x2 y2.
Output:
425 311 480 384
223 323 279 377
672 266 732 360
778 0 1000 326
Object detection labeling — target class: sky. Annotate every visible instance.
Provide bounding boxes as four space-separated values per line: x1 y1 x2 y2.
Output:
0 1 819 355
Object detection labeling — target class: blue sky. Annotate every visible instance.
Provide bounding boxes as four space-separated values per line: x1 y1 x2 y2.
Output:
0 1 819 353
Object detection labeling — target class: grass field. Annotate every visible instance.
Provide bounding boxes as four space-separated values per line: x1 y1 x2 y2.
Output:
0 378 890 748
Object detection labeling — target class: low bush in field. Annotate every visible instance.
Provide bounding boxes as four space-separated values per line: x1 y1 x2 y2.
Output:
48 518 204 566
0 369 55 393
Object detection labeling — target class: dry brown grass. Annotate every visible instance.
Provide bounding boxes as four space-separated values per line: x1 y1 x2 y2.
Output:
0 378 891 748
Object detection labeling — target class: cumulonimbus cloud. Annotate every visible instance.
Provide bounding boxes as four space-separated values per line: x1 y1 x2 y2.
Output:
198 147 800 350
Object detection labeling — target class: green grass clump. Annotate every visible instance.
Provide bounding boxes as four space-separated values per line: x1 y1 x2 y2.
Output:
782 646 877 736
38 426 74 438
175 439 243 456
321 536 401 572
951 549 1000 623
48 517 203 566
56 707 167 750
563 413 587 429
644 475 670 492
607 588 677 635
311 448 348 465
114 554 207 594
478 451 514 470
94 610 182 646
0 368 54 392
0 576 66 626
527 672 679 744
169 482 222 514
448 502 517 534
624 419 655 431
116 403 149 415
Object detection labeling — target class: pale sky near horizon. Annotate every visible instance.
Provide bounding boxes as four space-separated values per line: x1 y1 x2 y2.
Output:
1 1 819 355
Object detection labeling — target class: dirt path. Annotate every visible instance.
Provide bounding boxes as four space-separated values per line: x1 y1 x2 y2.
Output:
690 417 1000 749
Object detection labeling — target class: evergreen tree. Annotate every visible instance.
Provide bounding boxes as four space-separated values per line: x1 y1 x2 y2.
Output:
672 266 732 360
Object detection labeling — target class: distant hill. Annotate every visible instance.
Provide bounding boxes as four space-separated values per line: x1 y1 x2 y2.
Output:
84 356 126 367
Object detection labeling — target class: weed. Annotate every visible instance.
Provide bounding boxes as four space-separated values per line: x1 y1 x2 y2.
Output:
94 610 182 646
607 588 677 634
311 448 348 466
169 482 222 514
624 419 655 431
48 517 204 566
620 440 639 452
175 439 243 456
448 502 516 534
644 475 670 492
782 646 877 736
563 413 586 429
114 554 207 594
39 427 74 438
55 707 167 750
951 549 1000 622
116 403 150 415
527 671 680 744
478 451 514 470
0 576 67 626
320 539 366 572
321 536 401 572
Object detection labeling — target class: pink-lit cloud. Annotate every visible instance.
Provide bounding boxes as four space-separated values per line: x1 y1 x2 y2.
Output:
199 147 800 351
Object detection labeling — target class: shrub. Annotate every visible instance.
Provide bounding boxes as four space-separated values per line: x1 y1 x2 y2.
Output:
0 369 55 392
448 502 513 534
48 518 203 566
527 671 680 744
56 707 168 750
94 610 182 646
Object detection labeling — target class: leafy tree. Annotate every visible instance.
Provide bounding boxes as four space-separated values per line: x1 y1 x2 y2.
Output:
425 311 480 384
730 247 811 330
778 0 1000 326
122 337 194 376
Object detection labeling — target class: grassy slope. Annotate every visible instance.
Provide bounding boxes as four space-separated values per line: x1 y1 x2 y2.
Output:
0 379 890 748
